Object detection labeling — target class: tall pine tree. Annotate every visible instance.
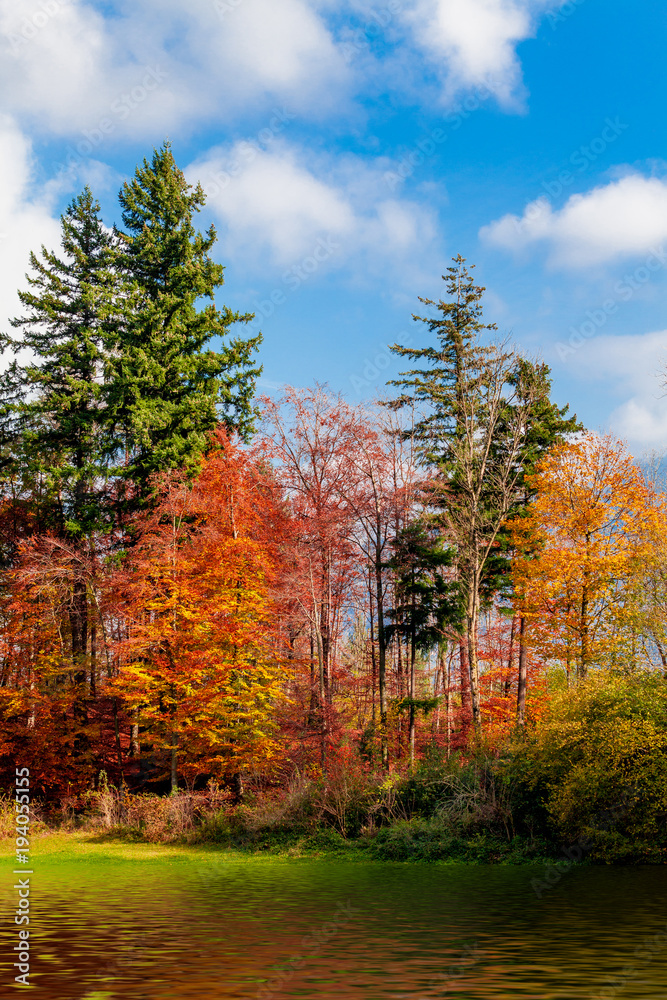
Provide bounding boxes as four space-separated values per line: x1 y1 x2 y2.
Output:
0 187 121 729
111 143 262 504
0 187 119 540
386 257 575 731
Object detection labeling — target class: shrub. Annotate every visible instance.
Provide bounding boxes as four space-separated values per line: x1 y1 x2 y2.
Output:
508 671 667 861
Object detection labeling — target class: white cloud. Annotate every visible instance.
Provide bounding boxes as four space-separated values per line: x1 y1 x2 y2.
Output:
0 0 349 139
405 0 559 108
187 141 438 273
0 0 576 142
481 174 667 268
572 331 667 448
0 116 62 339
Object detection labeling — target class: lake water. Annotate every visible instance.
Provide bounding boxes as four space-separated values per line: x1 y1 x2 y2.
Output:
2 845 667 999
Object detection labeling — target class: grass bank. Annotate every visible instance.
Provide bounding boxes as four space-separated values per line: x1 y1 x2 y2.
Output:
5 673 667 865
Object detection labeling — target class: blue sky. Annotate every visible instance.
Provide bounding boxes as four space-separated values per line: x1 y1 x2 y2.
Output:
2 0 667 451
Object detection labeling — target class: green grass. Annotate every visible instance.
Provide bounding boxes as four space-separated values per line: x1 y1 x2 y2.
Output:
0 824 558 866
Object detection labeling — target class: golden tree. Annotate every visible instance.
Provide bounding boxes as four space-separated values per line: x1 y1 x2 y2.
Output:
512 434 663 678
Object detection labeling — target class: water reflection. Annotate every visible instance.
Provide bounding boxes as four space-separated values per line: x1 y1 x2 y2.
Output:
2 850 667 999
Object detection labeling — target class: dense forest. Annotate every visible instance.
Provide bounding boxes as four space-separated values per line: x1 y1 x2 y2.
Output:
3 144 667 863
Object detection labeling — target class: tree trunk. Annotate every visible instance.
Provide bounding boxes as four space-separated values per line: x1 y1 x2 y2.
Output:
408 598 416 768
446 647 452 758
505 615 516 699
170 732 178 794
580 583 589 679
368 573 377 726
130 716 140 758
517 616 528 724
375 555 388 769
580 533 591 678
70 575 88 683
459 640 472 737
466 585 482 732
90 624 97 700
308 632 318 727
70 573 89 754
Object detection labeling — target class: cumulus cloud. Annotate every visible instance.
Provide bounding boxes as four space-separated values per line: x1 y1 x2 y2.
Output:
0 0 576 141
0 0 349 139
481 173 667 268
187 141 438 273
0 116 62 339
405 0 562 108
571 331 667 448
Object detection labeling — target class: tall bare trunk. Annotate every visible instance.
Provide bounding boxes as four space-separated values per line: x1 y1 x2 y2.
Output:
466 584 481 732
517 616 528 724
375 553 388 769
446 647 452 758
130 714 140 758
505 615 516 699
90 624 97 700
580 533 591 678
71 574 89 754
459 640 472 736
408 600 416 768
170 732 178 794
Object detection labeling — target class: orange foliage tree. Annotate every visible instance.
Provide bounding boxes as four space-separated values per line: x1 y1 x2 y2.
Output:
110 435 291 790
512 434 662 679
0 536 115 797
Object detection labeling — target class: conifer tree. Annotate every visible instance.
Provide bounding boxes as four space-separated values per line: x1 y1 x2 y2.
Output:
488 359 582 720
0 187 119 539
386 257 556 730
111 143 262 503
386 254 495 468
386 519 460 763
0 187 121 716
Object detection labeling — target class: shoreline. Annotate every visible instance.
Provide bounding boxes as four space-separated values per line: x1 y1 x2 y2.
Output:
0 828 641 866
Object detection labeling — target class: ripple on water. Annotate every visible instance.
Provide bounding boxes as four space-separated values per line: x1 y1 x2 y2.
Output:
2 856 667 999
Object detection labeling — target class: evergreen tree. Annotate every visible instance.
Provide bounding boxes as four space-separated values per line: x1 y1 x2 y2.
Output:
386 257 574 730
111 143 262 503
0 187 122 729
0 187 119 539
386 254 496 467
386 519 461 762
487 359 582 720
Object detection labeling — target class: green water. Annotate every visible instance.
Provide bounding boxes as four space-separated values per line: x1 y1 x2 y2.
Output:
2 846 667 998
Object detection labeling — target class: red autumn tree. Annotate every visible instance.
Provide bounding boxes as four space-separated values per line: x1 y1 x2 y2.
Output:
110 435 291 791
260 387 364 760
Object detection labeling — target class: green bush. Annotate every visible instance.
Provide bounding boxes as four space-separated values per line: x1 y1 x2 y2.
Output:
507 671 667 862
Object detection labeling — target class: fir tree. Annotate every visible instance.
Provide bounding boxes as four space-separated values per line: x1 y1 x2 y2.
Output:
386 254 496 466
385 257 574 730
0 187 119 539
111 142 262 503
0 187 122 727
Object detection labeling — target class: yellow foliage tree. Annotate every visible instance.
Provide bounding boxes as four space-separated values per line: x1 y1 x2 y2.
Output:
511 434 663 678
